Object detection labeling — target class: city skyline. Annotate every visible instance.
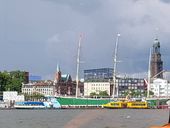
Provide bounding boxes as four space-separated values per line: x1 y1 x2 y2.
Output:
0 0 170 79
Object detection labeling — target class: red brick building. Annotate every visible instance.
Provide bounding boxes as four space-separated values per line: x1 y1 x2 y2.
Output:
54 66 84 96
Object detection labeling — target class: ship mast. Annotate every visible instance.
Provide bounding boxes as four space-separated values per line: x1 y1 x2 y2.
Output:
112 33 120 98
75 34 82 98
147 48 151 98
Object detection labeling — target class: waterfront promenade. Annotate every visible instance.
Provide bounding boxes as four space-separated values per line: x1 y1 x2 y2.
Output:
0 109 168 128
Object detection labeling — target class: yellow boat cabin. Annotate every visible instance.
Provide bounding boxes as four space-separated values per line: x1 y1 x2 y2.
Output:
102 101 127 109
126 101 148 109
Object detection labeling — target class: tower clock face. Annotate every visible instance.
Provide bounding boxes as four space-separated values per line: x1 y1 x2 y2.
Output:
157 54 161 59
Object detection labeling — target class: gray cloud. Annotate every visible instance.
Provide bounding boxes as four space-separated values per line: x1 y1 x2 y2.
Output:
160 0 170 3
0 0 170 79
43 0 101 14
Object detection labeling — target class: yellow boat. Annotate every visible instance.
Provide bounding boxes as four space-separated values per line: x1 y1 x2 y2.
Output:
126 101 148 109
102 101 127 109
102 100 148 109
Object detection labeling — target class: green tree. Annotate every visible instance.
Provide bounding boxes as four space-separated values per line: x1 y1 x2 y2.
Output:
90 92 97 97
5 77 22 92
9 70 27 92
134 90 142 97
98 90 109 96
144 90 154 97
0 70 27 93
0 72 11 92
122 90 129 97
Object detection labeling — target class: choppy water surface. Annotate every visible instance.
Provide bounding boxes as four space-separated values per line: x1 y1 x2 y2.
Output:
0 109 168 128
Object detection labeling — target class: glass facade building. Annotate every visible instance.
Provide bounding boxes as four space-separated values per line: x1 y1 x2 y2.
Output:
29 75 42 81
84 68 113 81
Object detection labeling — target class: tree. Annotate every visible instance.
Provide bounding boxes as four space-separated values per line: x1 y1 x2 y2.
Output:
90 92 97 97
98 91 109 96
0 70 27 93
123 89 144 98
144 90 154 97
0 72 11 92
5 77 21 92
9 71 25 92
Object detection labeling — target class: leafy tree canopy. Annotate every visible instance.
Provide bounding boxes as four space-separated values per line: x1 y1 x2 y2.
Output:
0 70 27 93
90 90 109 97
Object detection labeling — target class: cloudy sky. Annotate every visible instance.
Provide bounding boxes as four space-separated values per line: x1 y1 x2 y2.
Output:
0 0 170 79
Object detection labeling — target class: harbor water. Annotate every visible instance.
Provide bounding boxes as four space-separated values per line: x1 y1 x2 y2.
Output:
0 109 168 128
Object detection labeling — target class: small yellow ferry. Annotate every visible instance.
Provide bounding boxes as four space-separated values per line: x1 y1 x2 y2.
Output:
102 100 148 109
102 101 127 109
126 101 148 109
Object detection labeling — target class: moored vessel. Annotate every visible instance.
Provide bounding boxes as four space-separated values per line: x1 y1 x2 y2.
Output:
102 100 148 109
14 101 45 109
102 101 127 109
126 101 148 109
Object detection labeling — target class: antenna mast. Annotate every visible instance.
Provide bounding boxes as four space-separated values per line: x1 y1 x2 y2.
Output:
112 33 120 98
76 34 82 98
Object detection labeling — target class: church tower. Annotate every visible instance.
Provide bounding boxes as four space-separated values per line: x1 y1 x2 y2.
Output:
150 38 163 78
54 64 62 96
54 64 61 83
